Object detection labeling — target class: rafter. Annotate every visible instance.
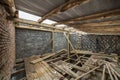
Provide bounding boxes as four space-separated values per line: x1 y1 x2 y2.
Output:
68 20 120 27
55 9 120 25
65 15 120 25
38 0 90 23
75 26 120 33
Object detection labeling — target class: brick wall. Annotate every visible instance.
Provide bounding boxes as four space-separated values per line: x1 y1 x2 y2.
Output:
0 3 15 80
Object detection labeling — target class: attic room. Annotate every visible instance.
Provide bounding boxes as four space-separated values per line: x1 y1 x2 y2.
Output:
0 0 120 80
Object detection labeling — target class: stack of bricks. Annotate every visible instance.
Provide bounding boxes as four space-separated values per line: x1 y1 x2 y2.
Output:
0 3 15 80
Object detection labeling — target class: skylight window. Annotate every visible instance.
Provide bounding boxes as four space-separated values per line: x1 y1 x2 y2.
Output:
19 10 57 24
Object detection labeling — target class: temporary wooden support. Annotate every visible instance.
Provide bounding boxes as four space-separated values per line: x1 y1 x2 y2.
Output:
38 0 90 23
56 9 120 24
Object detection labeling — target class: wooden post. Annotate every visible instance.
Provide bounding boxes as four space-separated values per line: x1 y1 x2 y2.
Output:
67 32 70 58
52 31 54 52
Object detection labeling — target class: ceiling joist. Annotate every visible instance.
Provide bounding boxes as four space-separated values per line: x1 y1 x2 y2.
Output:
55 9 120 25
70 20 120 27
38 0 90 23
75 26 120 33
66 15 120 25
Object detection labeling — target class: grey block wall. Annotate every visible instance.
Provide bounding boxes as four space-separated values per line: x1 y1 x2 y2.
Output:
16 28 52 59
16 28 69 59
69 33 81 50
54 32 68 52
81 35 120 54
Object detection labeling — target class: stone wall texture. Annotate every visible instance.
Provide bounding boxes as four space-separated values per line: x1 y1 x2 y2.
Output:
0 3 15 80
16 28 52 59
70 33 81 50
54 32 68 52
81 35 120 54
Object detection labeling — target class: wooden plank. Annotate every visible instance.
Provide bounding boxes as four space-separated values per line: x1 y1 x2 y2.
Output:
25 56 67 80
24 56 38 80
14 63 24 68
31 49 67 64
11 68 25 76
75 64 102 80
108 63 119 80
106 63 114 80
31 53 56 64
50 62 78 78
101 65 106 80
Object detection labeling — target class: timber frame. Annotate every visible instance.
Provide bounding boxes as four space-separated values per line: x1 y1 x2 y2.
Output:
38 0 90 23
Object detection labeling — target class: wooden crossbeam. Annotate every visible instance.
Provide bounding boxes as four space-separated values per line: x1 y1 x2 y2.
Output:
74 26 120 33
70 20 120 27
14 18 69 32
66 15 120 25
38 0 90 23
55 9 120 25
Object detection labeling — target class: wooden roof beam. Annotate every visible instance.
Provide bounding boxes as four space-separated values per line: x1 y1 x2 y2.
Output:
38 0 90 23
66 15 120 25
69 20 120 27
55 9 120 25
74 26 120 33
68 20 120 28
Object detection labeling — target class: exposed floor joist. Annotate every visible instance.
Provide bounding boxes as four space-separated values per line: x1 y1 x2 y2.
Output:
38 0 90 23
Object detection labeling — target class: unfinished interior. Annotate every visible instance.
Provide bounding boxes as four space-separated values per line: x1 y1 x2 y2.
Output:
0 0 120 80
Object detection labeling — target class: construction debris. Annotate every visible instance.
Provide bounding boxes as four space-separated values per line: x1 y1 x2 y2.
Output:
12 49 120 80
